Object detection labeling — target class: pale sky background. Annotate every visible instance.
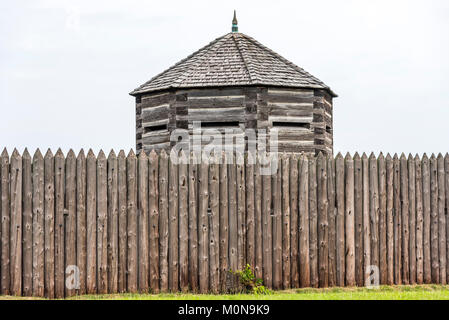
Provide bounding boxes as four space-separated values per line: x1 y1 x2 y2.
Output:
1 0 448 155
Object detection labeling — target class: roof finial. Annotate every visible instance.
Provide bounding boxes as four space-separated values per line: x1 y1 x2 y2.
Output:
232 10 238 32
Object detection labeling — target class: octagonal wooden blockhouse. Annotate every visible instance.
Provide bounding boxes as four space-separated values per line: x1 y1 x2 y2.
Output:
130 30 336 155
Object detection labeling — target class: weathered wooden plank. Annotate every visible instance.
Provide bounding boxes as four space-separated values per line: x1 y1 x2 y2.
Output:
272 154 282 290
10 150 23 296
142 133 170 146
415 154 424 284
149 150 160 293
369 153 380 283
141 104 169 122
267 91 315 102
345 153 355 287
362 153 371 286
22 149 32 296
44 150 55 298
437 154 446 284
246 153 255 276
237 156 246 272
198 156 208 293
309 155 319 288
87 150 99 295
408 154 416 284
188 152 199 292
107 151 119 293
76 150 87 295
208 154 219 293
126 150 138 292
262 154 272 288
327 155 337 287
281 154 291 289
117 150 127 292
0 149 10 295
54 149 65 298
86 149 97 294
335 153 345 287
158 150 169 292
354 153 363 286
138 152 150 293
178 152 189 292
187 107 245 122
228 155 238 272
385 154 395 285
422 154 431 284
32 150 45 297
317 153 328 287
65 150 77 296
378 153 387 284
97 151 108 294
430 155 439 283
392 155 402 284
399 154 410 284
139 92 171 107
290 154 299 288
219 152 229 292
138 151 149 292
298 154 310 287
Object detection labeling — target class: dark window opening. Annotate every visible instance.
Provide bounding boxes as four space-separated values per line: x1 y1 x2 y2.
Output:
326 126 332 134
273 122 310 129
201 121 239 128
144 124 167 133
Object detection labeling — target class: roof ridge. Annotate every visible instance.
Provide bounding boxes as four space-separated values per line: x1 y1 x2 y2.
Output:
130 33 230 94
240 33 327 88
231 33 253 83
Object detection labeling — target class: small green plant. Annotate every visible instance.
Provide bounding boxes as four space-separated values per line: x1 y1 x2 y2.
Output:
234 264 272 295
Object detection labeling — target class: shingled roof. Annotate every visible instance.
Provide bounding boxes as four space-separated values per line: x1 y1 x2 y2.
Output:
130 32 336 96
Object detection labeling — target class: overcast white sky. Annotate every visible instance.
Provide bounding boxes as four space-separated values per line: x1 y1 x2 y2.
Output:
1 0 448 155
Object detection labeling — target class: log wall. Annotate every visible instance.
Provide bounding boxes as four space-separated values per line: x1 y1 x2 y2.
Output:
1 149 446 298
135 86 333 156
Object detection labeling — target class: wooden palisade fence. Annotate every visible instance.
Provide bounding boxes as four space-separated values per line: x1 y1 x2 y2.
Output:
0 148 448 298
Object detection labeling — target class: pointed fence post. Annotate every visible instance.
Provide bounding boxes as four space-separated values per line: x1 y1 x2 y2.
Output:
1 149 10 295
345 153 355 287
107 150 119 293
378 153 387 284
32 149 45 297
76 150 87 295
44 150 55 298
65 150 77 297
317 152 328 288
335 153 345 286
22 149 32 296
386 154 395 285
149 150 160 293
354 153 363 286
117 150 127 293
54 149 65 298
422 154 431 284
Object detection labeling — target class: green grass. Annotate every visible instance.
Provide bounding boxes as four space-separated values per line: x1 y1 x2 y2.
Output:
2 285 449 300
